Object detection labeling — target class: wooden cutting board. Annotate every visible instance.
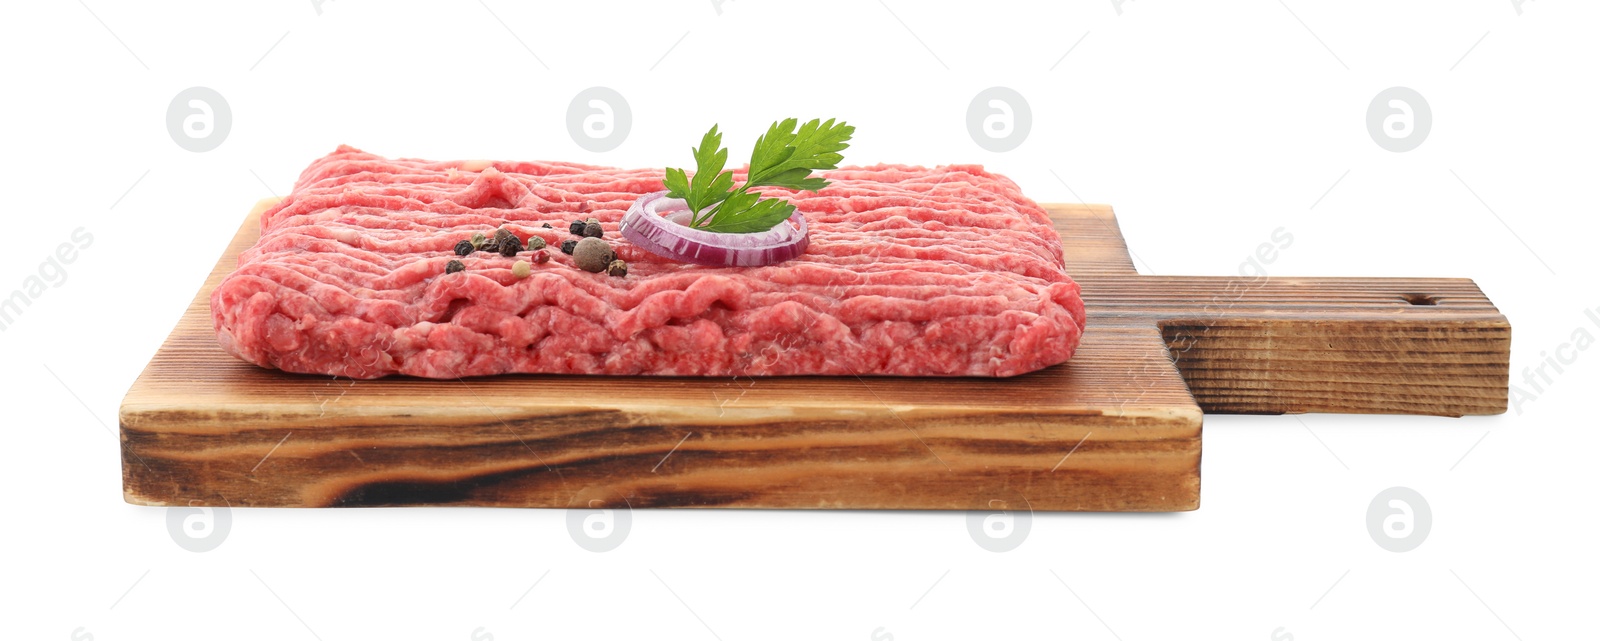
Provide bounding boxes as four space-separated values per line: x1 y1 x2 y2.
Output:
120 200 1510 511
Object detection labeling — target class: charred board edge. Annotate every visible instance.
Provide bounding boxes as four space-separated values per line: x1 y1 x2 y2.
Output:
121 407 1202 511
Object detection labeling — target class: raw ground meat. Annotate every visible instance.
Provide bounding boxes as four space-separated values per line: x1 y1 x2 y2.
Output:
210 146 1085 378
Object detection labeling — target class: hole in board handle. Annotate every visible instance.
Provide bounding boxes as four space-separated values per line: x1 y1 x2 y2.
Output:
1401 293 1439 306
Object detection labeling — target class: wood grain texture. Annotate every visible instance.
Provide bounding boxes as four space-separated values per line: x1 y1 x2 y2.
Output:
119 201 1509 511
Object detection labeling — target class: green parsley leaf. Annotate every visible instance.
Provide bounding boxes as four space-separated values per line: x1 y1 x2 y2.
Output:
665 125 736 217
665 118 853 233
747 118 854 190
700 196 795 234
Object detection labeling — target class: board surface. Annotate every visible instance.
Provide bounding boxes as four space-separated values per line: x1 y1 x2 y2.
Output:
120 202 1510 511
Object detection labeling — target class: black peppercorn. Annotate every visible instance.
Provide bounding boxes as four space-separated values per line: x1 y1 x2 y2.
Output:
607 259 628 278
542 222 553 229
569 220 586 235
583 221 604 238
498 236 522 257
560 239 577 255
445 260 465 274
453 239 474 256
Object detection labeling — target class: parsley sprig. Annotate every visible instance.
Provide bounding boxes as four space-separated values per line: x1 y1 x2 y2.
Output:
663 118 854 234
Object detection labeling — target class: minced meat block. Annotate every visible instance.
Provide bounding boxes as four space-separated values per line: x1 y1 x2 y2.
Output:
210 146 1085 378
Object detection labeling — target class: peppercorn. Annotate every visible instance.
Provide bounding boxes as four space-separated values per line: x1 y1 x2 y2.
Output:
532 249 550 264
582 221 603 238
470 232 487 250
569 220 586 235
445 260 465 274
607 259 628 278
586 217 600 225
526 236 546 250
572 237 615 273
512 260 531 279
498 236 522 257
493 227 514 245
453 239 474 256
542 222 553 229
560 239 577 255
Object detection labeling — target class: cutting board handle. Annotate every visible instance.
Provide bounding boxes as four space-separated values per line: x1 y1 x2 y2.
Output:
1145 276 1508 416
1056 206 1510 417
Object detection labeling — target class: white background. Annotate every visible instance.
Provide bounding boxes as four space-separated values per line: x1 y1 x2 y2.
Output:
2 1 1596 639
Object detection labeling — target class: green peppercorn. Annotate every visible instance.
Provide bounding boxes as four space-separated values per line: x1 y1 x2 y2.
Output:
453 240 474 256
526 236 546 250
607 259 628 278
560 239 577 254
583 221 604 238
445 260 465 274
569 220 586 235
470 232 487 249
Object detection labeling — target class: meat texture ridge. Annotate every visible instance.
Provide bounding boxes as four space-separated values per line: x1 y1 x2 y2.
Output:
210 145 1086 378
